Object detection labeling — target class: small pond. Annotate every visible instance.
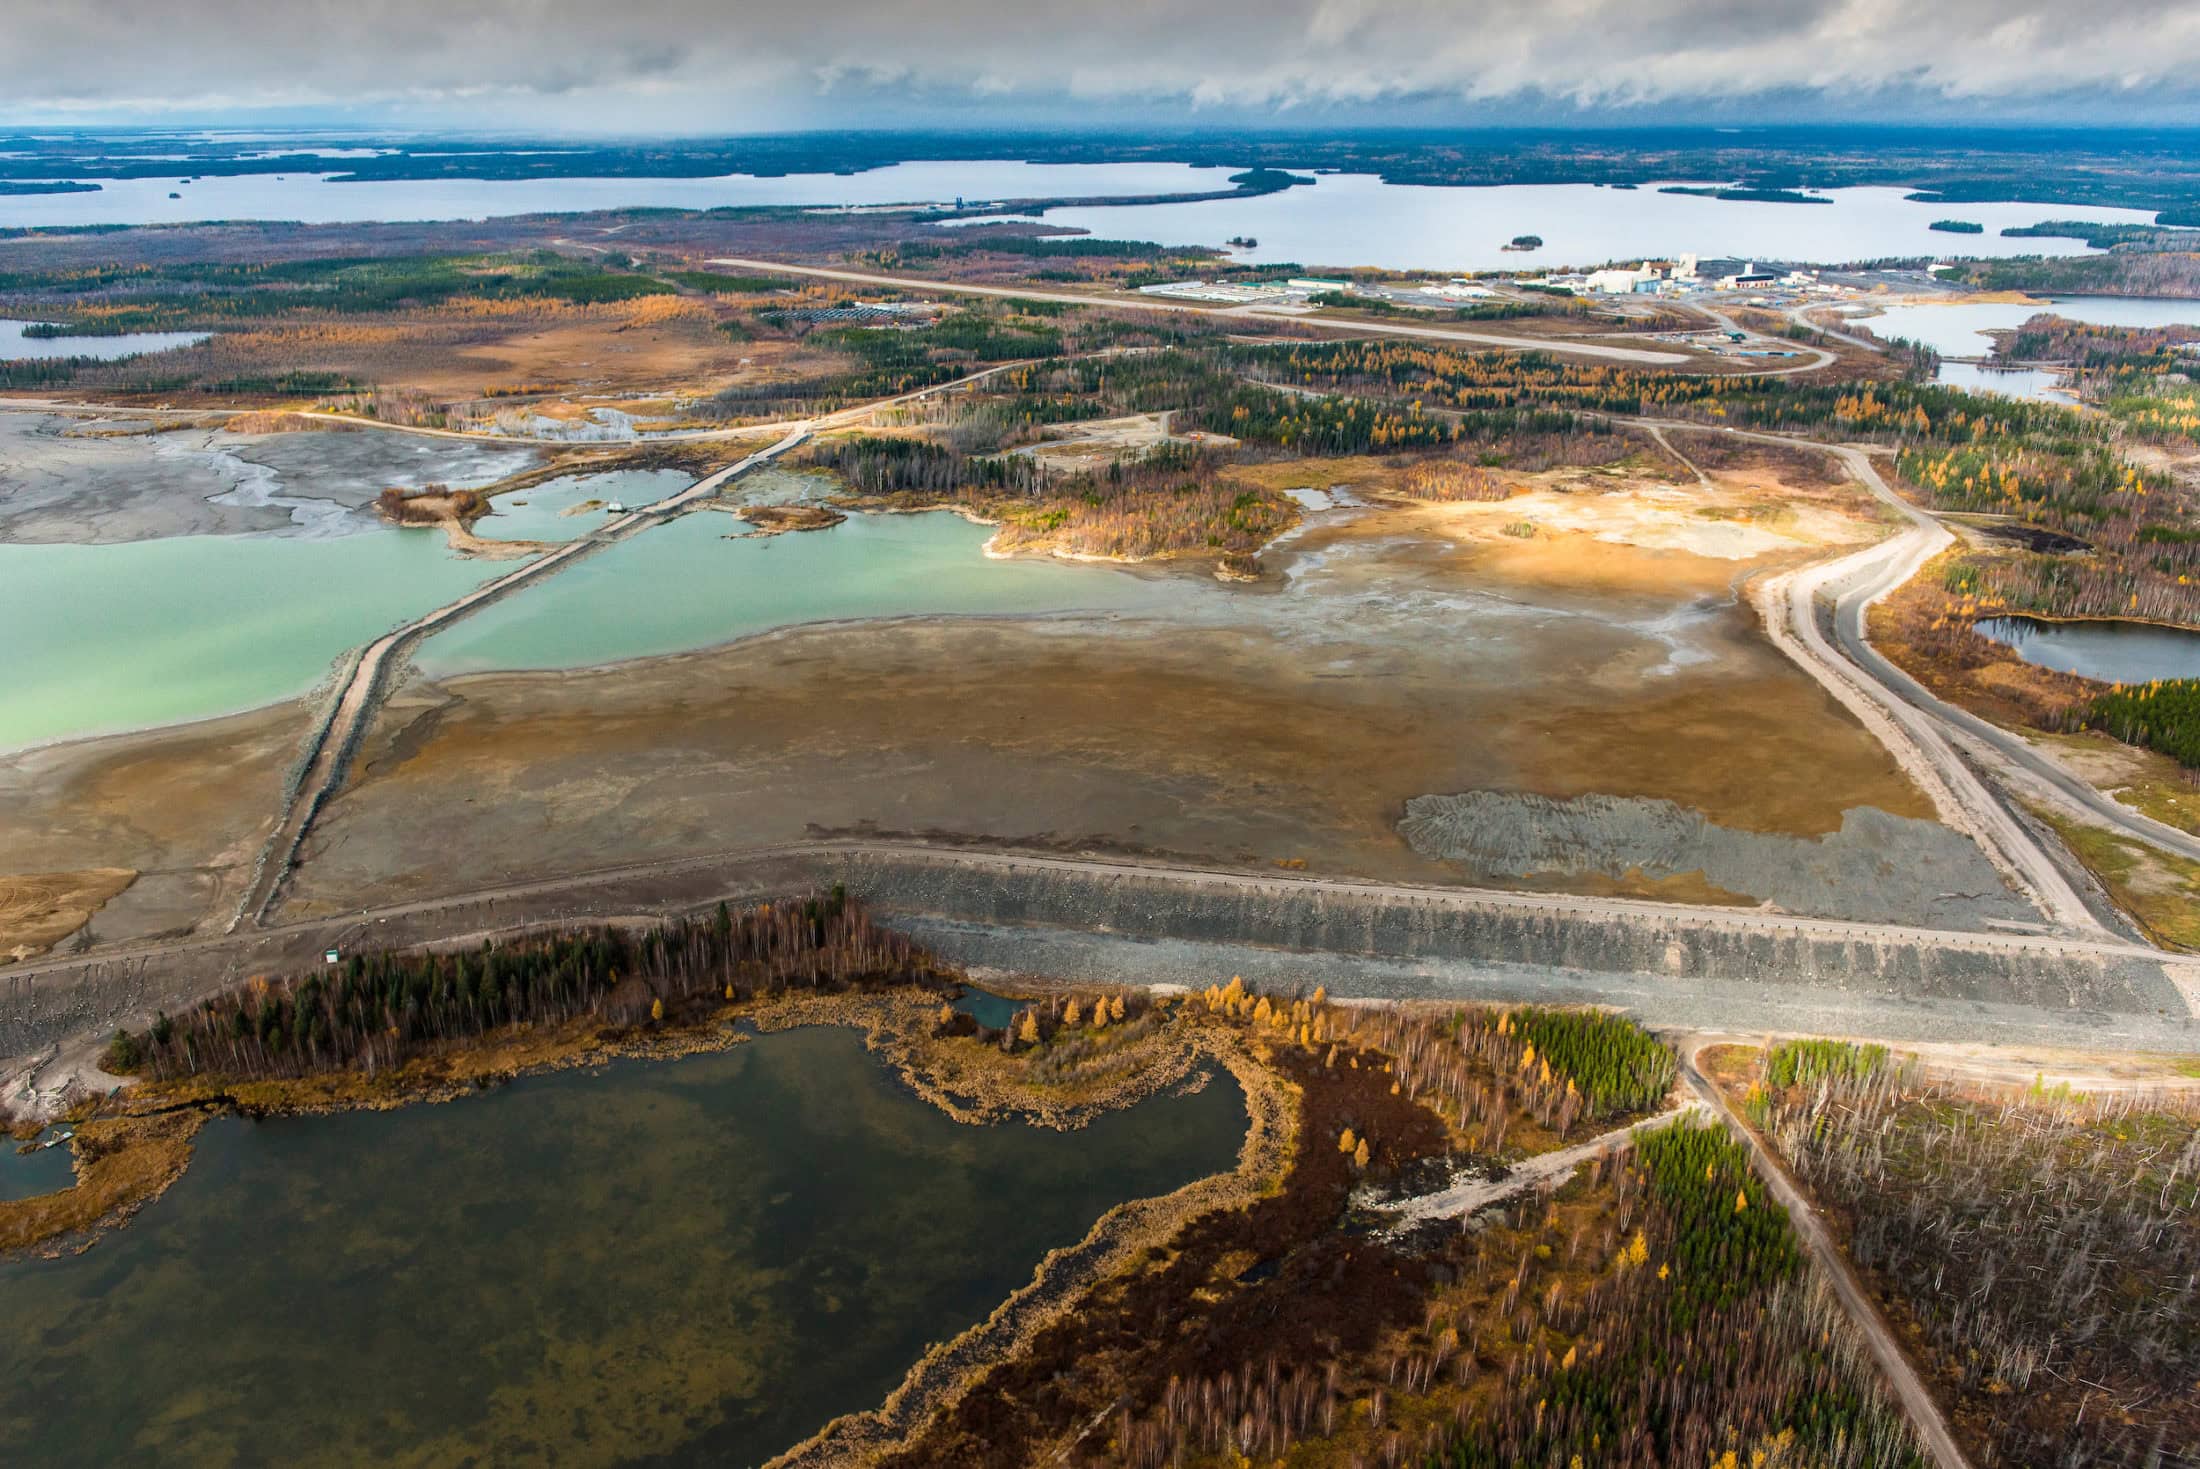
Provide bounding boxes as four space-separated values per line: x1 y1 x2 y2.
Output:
0 1026 1245 1466
1976 615 2200 685
0 319 208 362
0 1126 76 1202
1932 362 2071 404
951 986 1025 1030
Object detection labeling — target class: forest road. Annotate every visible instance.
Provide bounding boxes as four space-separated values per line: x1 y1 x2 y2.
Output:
1679 1034 1974 1469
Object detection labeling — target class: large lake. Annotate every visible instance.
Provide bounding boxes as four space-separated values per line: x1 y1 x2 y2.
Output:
0 1027 1247 1467
1861 296 2200 403
0 160 1223 228
0 163 2177 272
1029 178 2167 272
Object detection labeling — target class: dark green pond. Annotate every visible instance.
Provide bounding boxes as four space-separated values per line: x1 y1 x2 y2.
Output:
0 1026 1245 1467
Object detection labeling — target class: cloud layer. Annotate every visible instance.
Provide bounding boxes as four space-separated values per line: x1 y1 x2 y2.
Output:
6 0 2199 128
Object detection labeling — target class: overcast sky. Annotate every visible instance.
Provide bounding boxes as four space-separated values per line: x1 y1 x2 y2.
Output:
5 0 2199 131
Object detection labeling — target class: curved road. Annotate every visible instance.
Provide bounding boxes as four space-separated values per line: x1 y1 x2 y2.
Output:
1682 299 1841 377
1233 366 2121 933
1743 440 2107 933
1819 507 2200 866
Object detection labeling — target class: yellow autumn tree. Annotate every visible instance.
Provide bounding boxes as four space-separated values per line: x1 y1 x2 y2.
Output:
1064 998 1083 1027
1339 1127 1357 1154
1017 1011 1040 1046
649 997 665 1023
1353 1139 1371 1169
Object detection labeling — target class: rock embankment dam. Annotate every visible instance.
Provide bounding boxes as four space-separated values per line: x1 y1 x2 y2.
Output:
6 843 2195 1081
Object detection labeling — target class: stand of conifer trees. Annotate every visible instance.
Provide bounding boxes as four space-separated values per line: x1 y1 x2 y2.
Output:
118 890 938 1082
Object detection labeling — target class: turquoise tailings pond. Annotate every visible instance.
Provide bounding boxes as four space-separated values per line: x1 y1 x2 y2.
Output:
0 1028 1246 1466
1 501 1165 750
0 529 509 749
416 508 1171 676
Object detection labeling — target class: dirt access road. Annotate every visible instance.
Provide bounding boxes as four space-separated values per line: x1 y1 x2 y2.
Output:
227 428 811 928
701 257 1704 367
228 353 1071 929
1678 1035 1974 1469
1380 1098 1705 1230
1733 436 2107 934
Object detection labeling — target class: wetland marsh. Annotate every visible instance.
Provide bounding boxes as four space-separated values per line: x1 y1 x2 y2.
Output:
0 1028 1247 1467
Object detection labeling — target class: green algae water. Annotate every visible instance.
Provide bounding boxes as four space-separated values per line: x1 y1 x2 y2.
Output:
0 528 508 749
0 1027 1244 1466
416 509 1171 677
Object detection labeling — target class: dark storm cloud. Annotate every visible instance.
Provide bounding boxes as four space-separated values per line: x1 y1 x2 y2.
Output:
4 0 2197 126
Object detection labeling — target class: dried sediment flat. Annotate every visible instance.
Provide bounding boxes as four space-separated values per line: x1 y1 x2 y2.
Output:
1399 790 2030 930
0 410 540 544
0 703 305 947
0 868 137 963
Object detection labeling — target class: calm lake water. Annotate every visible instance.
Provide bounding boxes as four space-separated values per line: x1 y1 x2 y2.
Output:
951 986 1024 1030
1976 615 2200 684
0 528 507 749
416 509 1172 677
0 1127 75 1202
0 166 2176 271
1858 296 2200 403
1032 179 2167 272
1865 296 2200 358
0 161 1223 228
0 1028 1246 1467
1932 362 2072 404
1 319 208 361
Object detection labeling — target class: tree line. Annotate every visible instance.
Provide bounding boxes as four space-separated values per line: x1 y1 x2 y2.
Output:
105 891 939 1082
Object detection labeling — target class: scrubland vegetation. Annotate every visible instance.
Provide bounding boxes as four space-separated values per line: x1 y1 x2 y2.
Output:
1206 337 2198 625
0 251 678 335
809 431 1297 564
1956 249 2200 299
52 903 1933 1469
1747 1045 2200 1468
872 990 1919 1469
